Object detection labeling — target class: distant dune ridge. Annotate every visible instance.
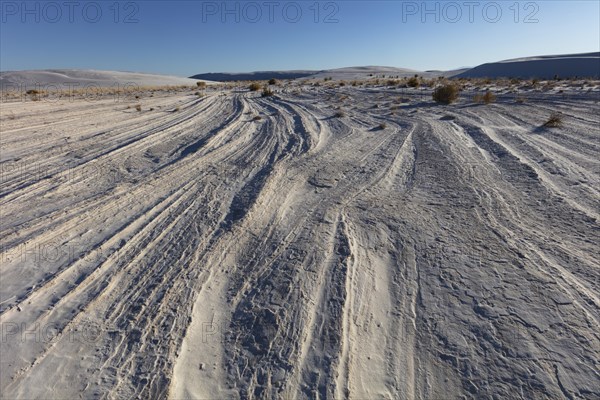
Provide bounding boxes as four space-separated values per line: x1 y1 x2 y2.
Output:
1 52 598 89
0 69 209 90
455 52 600 79
189 70 319 82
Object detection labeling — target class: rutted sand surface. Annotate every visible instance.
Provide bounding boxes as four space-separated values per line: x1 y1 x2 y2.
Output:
1 84 599 399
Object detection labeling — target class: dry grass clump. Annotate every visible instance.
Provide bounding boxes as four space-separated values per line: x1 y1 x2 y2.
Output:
268 78 278 85
252 115 262 121
543 112 563 128
196 81 207 88
378 122 387 130
261 87 274 97
135 104 142 112
334 110 345 118
515 96 526 104
407 76 420 88
248 82 261 91
432 84 460 104
474 90 496 104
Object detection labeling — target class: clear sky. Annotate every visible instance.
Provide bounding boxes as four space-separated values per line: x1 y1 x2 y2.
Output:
1 1 599 76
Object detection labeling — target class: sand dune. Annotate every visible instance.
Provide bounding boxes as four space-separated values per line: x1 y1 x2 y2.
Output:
0 69 208 90
456 52 600 79
1 82 599 399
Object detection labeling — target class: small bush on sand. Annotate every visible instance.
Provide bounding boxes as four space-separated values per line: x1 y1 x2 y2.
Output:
483 91 496 104
268 78 277 85
196 81 207 88
261 87 274 97
379 123 387 130
334 110 345 118
407 76 420 88
249 83 261 91
543 112 563 127
474 90 496 104
433 84 460 104
135 104 142 112
253 115 262 121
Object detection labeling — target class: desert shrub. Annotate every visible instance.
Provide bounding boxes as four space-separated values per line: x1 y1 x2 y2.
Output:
515 96 526 104
249 82 261 91
483 91 496 104
432 84 460 104
473 94 484 103
135 104 142 112
543 113 563 127
387 79 398 86
196 81 207 88
261 87 274 97
253 115 262 121
407 76 420 88
334 110 345 118
268 78 277 85
378 123 387 130
339 81 346 87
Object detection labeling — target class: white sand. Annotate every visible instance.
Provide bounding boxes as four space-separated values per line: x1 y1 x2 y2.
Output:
1 80 599 399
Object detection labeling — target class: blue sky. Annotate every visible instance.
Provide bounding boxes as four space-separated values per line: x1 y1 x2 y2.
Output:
1 1 599 76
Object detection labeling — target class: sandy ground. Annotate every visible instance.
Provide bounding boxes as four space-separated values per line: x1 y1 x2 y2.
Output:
1 82 599 399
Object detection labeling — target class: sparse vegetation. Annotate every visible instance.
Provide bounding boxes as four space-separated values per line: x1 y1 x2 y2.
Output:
407 76 420 88
261 87 274 97
196 81 207 88
252 115 262 121
483 91 496 104
515 96 526 104
543 112 563 127
334 110 345 118
474 91 496 104
433 84 460 104
268 78 278 85
135 104 142 112
249 82 261 91
378 123 387 130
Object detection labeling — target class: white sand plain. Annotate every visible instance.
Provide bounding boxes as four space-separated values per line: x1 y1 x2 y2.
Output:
1 77 599 399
